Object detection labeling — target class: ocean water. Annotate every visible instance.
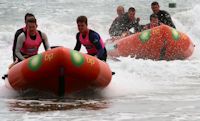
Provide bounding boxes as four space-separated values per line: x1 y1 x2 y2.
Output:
0 0 200 121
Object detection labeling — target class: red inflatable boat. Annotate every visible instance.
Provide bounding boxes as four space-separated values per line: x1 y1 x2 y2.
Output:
6 47 112 96
106 25 194 60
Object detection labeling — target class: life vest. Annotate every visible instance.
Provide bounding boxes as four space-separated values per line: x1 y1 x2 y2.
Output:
79 30 105 54
20 30 42 56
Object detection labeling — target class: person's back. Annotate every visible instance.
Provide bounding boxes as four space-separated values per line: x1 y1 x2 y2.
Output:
151 1 176 28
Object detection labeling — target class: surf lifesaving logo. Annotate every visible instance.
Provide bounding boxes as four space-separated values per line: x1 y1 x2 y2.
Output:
28 54 43 71
70 50 84 67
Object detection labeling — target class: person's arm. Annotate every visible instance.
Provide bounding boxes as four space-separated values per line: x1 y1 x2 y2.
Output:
12 28 24 62
74 33 81 51
41 32 50 51
15 33 26 60
90 32 104 58
142 24 150 30
119 14 133 35
133 18 143 33
109 14 126 36
12 28 23 51
163 11 176 28
109 18 119 36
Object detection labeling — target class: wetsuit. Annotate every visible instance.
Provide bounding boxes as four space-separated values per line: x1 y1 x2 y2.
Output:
15 30 50 61
12 27 26 62
153 10 176 28
109 12 142 36
74 30 107 61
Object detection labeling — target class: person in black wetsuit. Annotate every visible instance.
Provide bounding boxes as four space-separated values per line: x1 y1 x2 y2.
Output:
151 1 176 28
109 6 125 36
109 7 142 37
74 15 107 62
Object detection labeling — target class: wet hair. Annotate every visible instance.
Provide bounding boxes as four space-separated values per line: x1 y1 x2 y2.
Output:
151 1 159 6
150 14 158 20
76 16 88 25
24 13 35 22
128 7 135 12
26 18 37 24
117 5 124 11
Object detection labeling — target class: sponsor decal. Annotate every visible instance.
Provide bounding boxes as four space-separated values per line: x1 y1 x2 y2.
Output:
70 50 84 67
139 30 151 43
28 54 43 71
172 29 180 41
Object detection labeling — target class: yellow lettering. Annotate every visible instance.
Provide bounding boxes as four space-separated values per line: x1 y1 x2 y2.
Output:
45 53 54 61
86 58 95 66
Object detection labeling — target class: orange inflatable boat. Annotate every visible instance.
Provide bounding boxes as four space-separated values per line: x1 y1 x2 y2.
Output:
106 25 194 60
6 47 112 96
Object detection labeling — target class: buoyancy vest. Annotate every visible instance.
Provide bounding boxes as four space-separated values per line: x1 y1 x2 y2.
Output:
79 30 105 54
20 30 42 55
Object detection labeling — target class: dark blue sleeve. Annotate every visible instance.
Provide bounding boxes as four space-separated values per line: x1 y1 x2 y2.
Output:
74 33 81 51
89 31 105 58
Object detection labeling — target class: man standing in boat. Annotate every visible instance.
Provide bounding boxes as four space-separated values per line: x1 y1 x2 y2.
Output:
109 7 142 37
14 18 50 62
74 15 107 62
151 1 176 28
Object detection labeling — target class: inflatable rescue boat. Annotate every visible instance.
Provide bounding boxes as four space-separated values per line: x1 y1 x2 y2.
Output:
106 25 194 60
6 47 112 96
